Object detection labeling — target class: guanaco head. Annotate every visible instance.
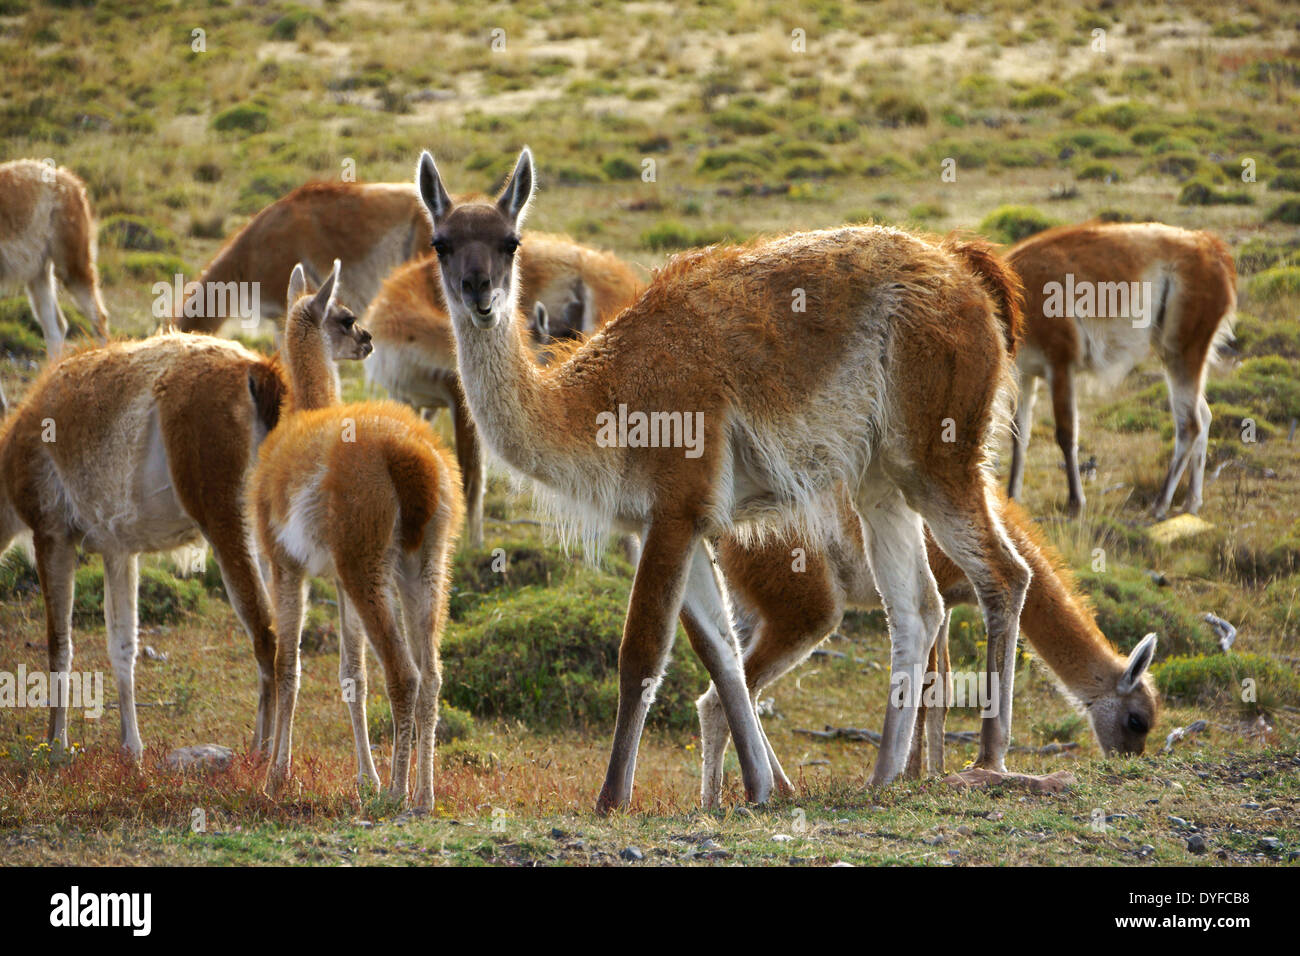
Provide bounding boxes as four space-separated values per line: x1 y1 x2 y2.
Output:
1088 632 1160 755
286 259 373 361
416 147 534 331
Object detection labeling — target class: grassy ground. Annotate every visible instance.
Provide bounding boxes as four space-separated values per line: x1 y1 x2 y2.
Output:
2 0 1299 865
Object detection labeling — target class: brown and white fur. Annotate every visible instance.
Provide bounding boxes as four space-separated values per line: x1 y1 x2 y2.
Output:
417 147 1032 813
0 159 109 357
253 261 463 808
363 234 642 546
700 488 1159 806
177 182 431 334
1005 222 1236 517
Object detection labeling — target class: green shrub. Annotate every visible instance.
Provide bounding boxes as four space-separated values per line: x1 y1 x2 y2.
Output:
212 103 270 135
1235 239 1300 274
1177 178 1253 206
1074 101 1150 130
71 563 205 626
641 220 739 251
1011 85 1067 109
977 205 1060 244
1076 161 1120 181
120 253 188 282
442 581 709 731
1268 171 1300 192
1206 355 1300 423
1247 266 1300 303
1130 124 1174 146
1266 200 1300 225
601 156 640 181
1274 147 1300 169
872 92 928 127
696 148 772 177
1153 653 1299 714
711 106 776 135
0 297 44 356
1074 566 1214 658
99 214 178 254
1231 312 1300 358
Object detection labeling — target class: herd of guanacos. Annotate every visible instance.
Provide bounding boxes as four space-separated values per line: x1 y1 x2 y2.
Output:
0 146 1240 812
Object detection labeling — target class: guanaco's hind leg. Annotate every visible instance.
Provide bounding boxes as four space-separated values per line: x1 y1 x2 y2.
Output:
904 609 951 780
265 564 306 796
102 550 143 760
919 485 1030 772
27 264 67 358
34 533 77 753
678 539 774 809
1007 366 1038 501
1154 372 1209 518
341 570 420 804
337 585 382 795
859 491 946 787
1046 364 1085 515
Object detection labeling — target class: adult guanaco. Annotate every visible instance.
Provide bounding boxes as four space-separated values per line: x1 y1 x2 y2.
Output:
1005 222 1236 517
416 147 1030 813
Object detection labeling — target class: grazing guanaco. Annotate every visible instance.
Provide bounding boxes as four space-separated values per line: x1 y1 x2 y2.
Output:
253 261 463 807
0 159 109 356
177 181 431 333
416 147 1031 813
1005 222 1237 517
363 234 643 546
700 489 1159 805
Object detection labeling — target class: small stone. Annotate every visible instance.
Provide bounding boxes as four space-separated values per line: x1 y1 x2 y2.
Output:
922 834 946 846
830 860 853 867
1136 844 1155 858
1168 815 1188 828
956 825 974 837
772 833 793 843
165 744 232 771
550 828 566 839
1241 802 1260 809
1259 837 1283 854
1186 834 1207 855
619 846 644 861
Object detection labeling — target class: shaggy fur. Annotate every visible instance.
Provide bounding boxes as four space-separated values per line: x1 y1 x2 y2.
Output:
0 334 286 758
253 262 463 809
417 147 1032 813
363 233 643 546
0 159 109 355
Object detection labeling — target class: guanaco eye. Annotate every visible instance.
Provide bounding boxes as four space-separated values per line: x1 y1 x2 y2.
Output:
1127 714 1147 733
342 316 355 329
502 236 520 255
432 238 451 258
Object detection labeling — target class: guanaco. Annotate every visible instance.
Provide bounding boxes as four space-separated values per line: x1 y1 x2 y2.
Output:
176 181 430 333
701 488 1159 806
253 260 463 807
416 147 1030 813
0 159 109 356
1005 222 1236 517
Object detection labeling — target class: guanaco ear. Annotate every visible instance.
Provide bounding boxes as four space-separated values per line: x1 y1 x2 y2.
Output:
497 146 534 227
530 301 550 339
416 151 452 225
1118 633 1158 694
287 263 308 312
310 259 340 321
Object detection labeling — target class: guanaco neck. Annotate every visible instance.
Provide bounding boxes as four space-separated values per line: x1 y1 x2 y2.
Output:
283 302 339 413
448 294 581 484
1015 540 1126 707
